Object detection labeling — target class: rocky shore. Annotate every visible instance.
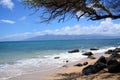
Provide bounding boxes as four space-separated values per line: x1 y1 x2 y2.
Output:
44 47 120 80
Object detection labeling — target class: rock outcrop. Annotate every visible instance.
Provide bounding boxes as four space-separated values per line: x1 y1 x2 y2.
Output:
83 62 88 66
105 50 116 54
82 52 93 56
105 48 120 54
90 48 99 50
107 52 120 73
82 56 107 75
82 50 120 75
88 55 96 59
107 59 120 73
74 63 83 67
54 57 60 59
68 49 79 53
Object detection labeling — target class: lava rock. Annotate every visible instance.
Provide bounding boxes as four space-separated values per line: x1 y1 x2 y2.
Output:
106 53 120 73
74 63 83 67
95 56 107 64
68 49 79 53
83 62 88 66
107 53 120 62
105 50 116 54
107 59 120 73
82 52 93 56
88 55 96 59
105 48 120 54
82 63 106 75
54 57 60 59
114 48 120 52
82 65 93 75
90 48 99 50
66 60 69 63
82 56 107 75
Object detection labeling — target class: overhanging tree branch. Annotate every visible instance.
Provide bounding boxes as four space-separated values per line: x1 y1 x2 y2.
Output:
22 0 120 22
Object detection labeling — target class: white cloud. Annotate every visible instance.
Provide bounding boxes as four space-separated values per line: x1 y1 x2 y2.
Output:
0 18 120 41
0 0 14 10
95 18 120 36
19 16 27 21
33 18 120 36
0 19 15 24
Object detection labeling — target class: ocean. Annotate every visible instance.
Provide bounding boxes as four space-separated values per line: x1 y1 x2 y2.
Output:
0 39 120 80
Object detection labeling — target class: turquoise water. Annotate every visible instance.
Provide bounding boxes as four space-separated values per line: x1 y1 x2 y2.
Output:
0 39 120 62
0 39 120 80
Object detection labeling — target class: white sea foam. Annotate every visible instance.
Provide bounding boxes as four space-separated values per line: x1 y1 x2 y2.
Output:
90 47 117 55
0 51 87 80
0 47 118 80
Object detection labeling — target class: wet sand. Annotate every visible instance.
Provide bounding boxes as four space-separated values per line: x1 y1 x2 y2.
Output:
9 51 114 80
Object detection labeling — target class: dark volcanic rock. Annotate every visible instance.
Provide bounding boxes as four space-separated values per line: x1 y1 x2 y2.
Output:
90 48 99 50
68 49 79 53
82 51 120 75
82 64 105 75
54 57 60 59
74 63 83 67
105 50 116 54
82 65 93 75
82 56 107 75
66 60 69 63
105 48 120 54
88 55 96 59
82 52 93 56
107 53 120 62
83 62 88 66
114 48 120 52
82 63 106 75
106 53 120 73
95 56 107 64
107 59 120 73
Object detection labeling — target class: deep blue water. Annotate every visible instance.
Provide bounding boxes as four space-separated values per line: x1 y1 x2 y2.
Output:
0 39 120 63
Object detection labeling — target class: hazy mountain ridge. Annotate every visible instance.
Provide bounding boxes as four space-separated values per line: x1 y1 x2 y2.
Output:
26 35 120 41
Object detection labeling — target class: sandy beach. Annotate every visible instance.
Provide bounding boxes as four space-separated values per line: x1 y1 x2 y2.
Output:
7 50 104 80
43 54 103 80
43 49 120 80
3 47 120 80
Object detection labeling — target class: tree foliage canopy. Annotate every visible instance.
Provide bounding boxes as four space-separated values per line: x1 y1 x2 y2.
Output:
23 0 120 22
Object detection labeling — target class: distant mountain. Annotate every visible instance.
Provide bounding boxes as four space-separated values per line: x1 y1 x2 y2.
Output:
25 35 120 41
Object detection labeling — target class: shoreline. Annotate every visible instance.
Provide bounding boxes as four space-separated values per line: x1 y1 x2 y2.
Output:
3 47 120 80
6 52 97 80
43 48 120 80
10 49 106 80
43 52 106 80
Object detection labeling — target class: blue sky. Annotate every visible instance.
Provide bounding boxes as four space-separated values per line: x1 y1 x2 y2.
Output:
0 0 120 41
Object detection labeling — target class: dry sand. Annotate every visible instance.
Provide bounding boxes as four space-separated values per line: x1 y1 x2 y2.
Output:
44 58 98 80
43 53 120 80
